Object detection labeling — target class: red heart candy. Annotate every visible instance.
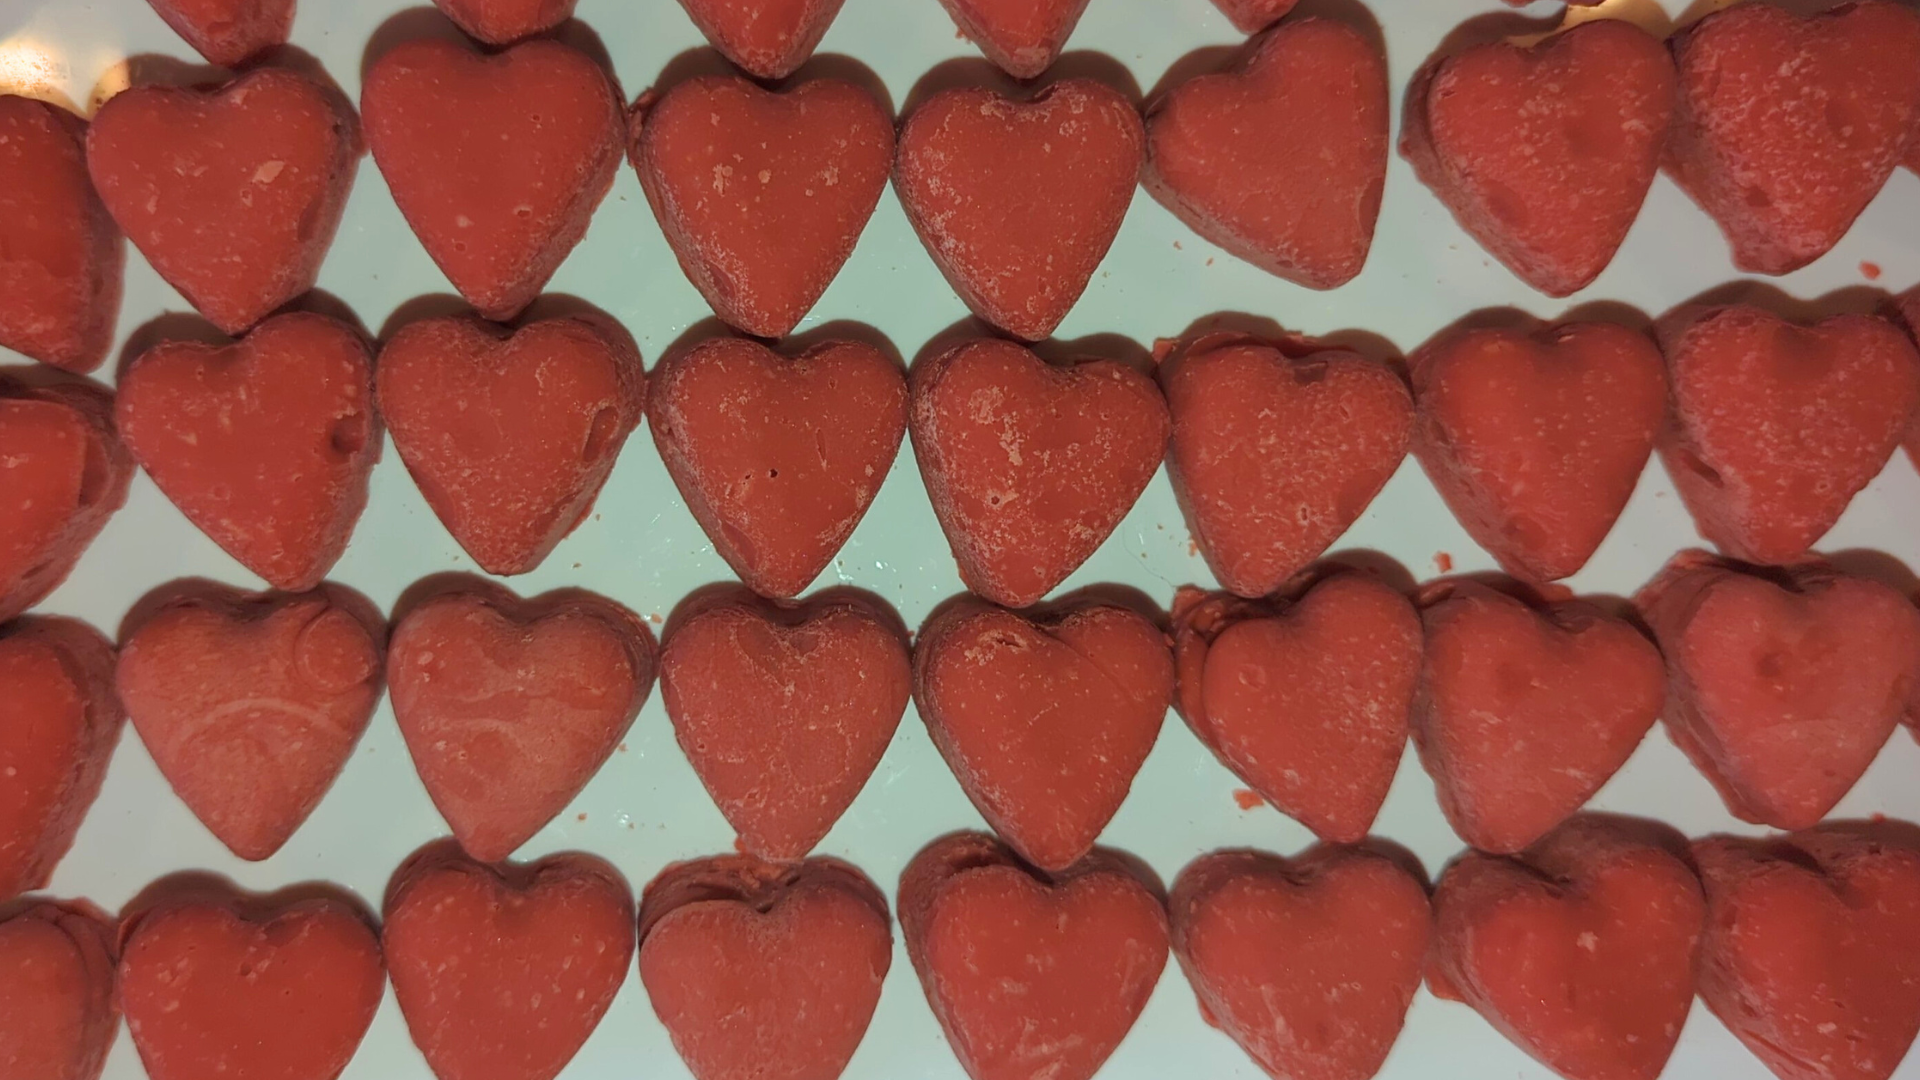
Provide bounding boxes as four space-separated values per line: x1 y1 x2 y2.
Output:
1401 19 1675 297
119 890 384 1080
116 312 379 592
913 597 1171 871
430 0 575 45
639 855 891 1080
1429 815 1706 1080
1657 305 1920 566
363 38 623 322
660 589 909 861
0 375 133 624
674 0 848 80
377 312 646 576
1694 826 1920 1080
87 69 361 335
388 579 656 862
1144 18 1388 289
1638 553 1920 831
911 338 1168 608
0 618 123 901
631 76 892 339
1665 1 1920 274
937 0 1090 79
650 335 906 598
1172 573 1419 844
143 0 292 66
1161 332 1412 599
1414 580 1665 854
1410 320 1667 583
0 97 123 373
896 80 1144 342
1208 0 1297 33
384 843 635 1080
1172 845 1430 1080
899 832 1168 1080
1899 286 1920 470
0 902 117 1080
116 581 385 861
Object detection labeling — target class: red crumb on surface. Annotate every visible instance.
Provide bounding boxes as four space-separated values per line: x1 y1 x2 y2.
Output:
1434 552 1454 573
1233 788 1264 811
577 813 587 822
1863 261 1883 280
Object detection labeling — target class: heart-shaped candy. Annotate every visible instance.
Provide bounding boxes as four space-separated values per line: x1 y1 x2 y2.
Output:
1657 304 1920 566
1172 572 1419 844
1161 331 1412 599
631 76 892 339
1429 815 1706 1080
143 0 292 66
937 0 1090 79
911 337 1168 608
1208 0 1296 33
1401 19 1675 296
119 889 384 1080
0 618 123 901
895 79 1144 341
913 596 1171 871
0 97 123 373
430 0 575 45
377 311 646 576
660 588 909 861
1145 17 1388 289
1638 552 1920 830
116 312 380 592
899 832 1168 1080
1414 580 1665 854
1410 319 1667 582
649 334 906 598
1899 287 1920 471
0 375 133 623
1665 0 1920 274
1172 845 1430 1080
0 902 117 1080
384 842 635 1080
116 580 385 860
363 38 623 322
388 578 656 863
640 855 891 1080
675 0 848 80
87 68 361 335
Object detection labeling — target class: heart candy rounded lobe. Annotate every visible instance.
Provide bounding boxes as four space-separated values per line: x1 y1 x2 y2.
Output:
1171 844 1429 1080
1414 580 1665 854
631 76 892 340
1207 0 1297 34
1694 826 1920 1080
1637 552 1920 831
1429 815 1706 1080
936 0 1091 80
661 588 908 862
0 901 118 1080
1144 18 1388 290
116 311 380 592
430 0 575 45
1657 304 1920 566
388 578 656 863
1171 574 1419 844
1410 319 1667 583
86 68 361 335
639 854 890 1080
384 842 635 1080
0 618 123 902
363 38 623 323
895 79 1144 342
899 832 1168 1080
0 375 133 624
910 337 1168 609
1898 287 1920 471
1401 19 1675 297
116 581 385 861
377 311 646 576
143 0 292 66
1161 332 1412 599
650 335 905 599
1664 0 1920 274
674 0 848 80
118 890 384 1080
0 97 123 373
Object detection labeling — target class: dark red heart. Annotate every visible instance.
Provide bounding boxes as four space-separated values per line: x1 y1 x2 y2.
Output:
0 374 132 623
0 97 122 373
